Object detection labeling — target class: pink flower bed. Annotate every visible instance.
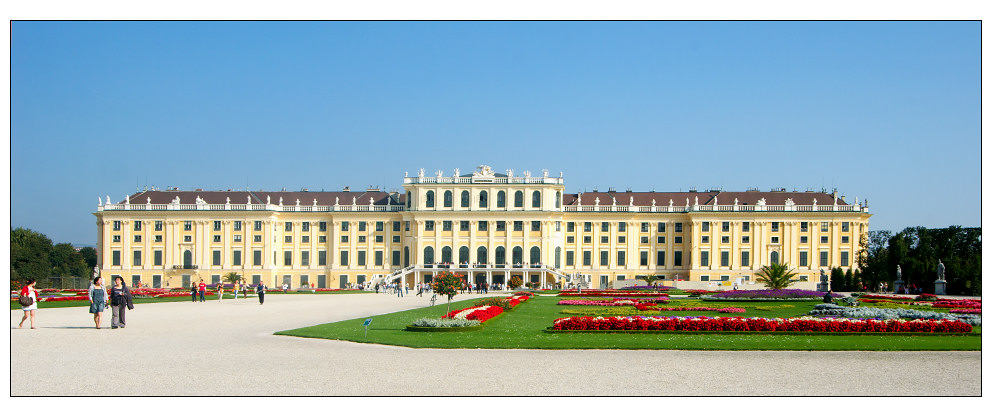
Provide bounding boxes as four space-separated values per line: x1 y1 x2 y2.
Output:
650 307 746 313
552 316 973 333
949 309 981 314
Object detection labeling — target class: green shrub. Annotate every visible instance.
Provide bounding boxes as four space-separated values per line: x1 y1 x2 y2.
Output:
410 318 481 328
473 297 511 309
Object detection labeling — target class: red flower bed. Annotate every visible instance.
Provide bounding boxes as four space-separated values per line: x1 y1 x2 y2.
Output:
442 305 505 322
551 316 973 333
859 294 915 301
39 295 89 302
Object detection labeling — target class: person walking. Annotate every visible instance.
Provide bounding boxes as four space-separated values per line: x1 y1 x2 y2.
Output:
110 276 134 329
198 280 206 302
374 283 379 294
18 279 39 329
396 281 403 298
88 277 107 329
242 280 248 299
217 282 225 301
233 280 240 300
191 281 198 302
256 280 267 305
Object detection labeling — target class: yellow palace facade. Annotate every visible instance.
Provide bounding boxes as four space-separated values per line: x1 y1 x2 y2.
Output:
94 165 871 290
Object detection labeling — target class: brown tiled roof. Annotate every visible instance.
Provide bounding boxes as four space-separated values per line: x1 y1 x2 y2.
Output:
563 191 847 206
123 190 400 206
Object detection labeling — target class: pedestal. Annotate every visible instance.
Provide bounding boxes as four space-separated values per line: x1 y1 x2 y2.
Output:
816 281 829 292
893 279 904 294
934 280 947 295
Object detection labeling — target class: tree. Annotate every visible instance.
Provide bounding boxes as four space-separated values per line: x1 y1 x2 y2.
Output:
224 272 242 285
856 226 981 296
11 227 53 285
754 263 798 290
509 275 523 289
79 247 98 271
431 271 464 315
50 243 88 279
830 267 845 292
641 275 659 287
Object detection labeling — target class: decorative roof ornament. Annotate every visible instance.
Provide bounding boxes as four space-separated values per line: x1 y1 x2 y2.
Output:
98 196 103 206
147 197 152 204
278 197 283 206
195 196 205 204
629 196 634 206
734 198 739 206
453 168 460 177
523 170 531 178
107 195 111 205
595 197 600 206
507 169 513 177
352 197 357 205
418 168 425 178
475 165 495 177
435 170 443 178
652 199 656 207
172 196 181 204
685 198 689 207
756 198 766 206
295 199 300 206
247 196 252 204
313 199 318 206
126 195 130 205
577 194 582 205
784 198 795 206
713 196 718 206
611 196 616 206
668 199 673 207
266 195 271 204
812 198 817 206
226 197 231 204
694 196 699 206
369 197 374 205
542 169 549 178
335 196 339 205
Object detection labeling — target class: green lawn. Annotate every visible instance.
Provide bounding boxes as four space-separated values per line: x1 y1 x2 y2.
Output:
10 290 371 310
275 295 982 351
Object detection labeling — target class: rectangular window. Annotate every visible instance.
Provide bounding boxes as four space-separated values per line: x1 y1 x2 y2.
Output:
284 251 292 266
392 236 400 243
674 236 682 244
700 275 709 282
742 222 750 232
842 236 850 244
358 221 367 232
799 251 808 267
583 236 592 243
617 251 626 266
601 236 609 244
405 221 410 231
424 221 434 231
213 221 221 231
722 222 730 232
184 221 192 231
640 236 649 244
318 221 327 232
567 222 575 232
357 251 366 266
600 250 609 266
584 222 592 232
618 236 626 244
582 251 591 266
284 222 292 232
134 235 142 243
253 250 262 266
720 251 729 267
155 221 163 231
674 251 683 266
133 250 142 266
700 251 709 267
112 250 121 266
601 222 609 232
701 236 709 243
721 236 729 244
742 236 750 243
358 236 366 243
442 221 452 231
820 251 829 267
374 251 383 266
233 250 242 266
284 236 292 243
657 222 666 233
566 236 574 243
113 220 121 231
113 235 121 242
478 221 488 231
566 251 575 266
318 251 327 266
155 235 163 242
513 221 523 231
133 221 142 231
301 251 310 266
213 250 221 266
233 235 242 243
675 222 683 233
341 222 350 231
801 222 809 232
618 223 626 232
302 235 310 243
842 222 850 232
154 250 162 266
841 251 850 267
375 221 383 232
640 251 648 266
821 222 829 232
701 222 710 232
821 236 828 244
215 235 222 242
254 221 262 231
374 236 383 243
800 236 808 244
254 235 262 243
340 251 349 266
301 222 310 232
771 222 779 232
641 222 649 233
657 236 665 244
460 221 470 231
771 236 779 243
531 221 540 231
741 251 750 267
657 251 666 266
496 221 506 231
392 250 400 266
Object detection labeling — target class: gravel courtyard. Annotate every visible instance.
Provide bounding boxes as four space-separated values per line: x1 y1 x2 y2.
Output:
9 292 981 396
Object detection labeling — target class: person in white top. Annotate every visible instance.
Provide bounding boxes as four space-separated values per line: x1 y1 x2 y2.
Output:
18 279 39 329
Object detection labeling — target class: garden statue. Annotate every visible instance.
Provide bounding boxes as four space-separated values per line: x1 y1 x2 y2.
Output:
896 265 902 280
937 260 945 281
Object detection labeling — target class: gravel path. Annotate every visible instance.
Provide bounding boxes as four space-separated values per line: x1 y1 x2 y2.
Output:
9 292 981 396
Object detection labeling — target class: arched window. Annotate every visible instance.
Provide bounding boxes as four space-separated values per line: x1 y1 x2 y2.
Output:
406 191 411 208
443 190 453 208
514 191 524 208
530 246 541 265
770 251 780 265
423 246 434 264
403 247 410 267
183 250 193 267
459 246 469 265
555 191 561 209
477 246 488 264
425 191 435 208
479 191 488 208
441 246 452 263
460 191 470 208
497 191 506 208
555 247 561 268
495 246 506 265
512 246 523 265
532 191 541 208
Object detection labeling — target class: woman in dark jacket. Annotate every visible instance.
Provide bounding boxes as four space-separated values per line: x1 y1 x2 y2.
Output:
110 276 134 329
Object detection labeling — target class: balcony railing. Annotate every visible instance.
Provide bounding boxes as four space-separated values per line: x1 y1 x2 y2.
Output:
171 265 198 270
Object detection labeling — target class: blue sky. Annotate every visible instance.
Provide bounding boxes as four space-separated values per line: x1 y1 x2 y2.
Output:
10 21 981 245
